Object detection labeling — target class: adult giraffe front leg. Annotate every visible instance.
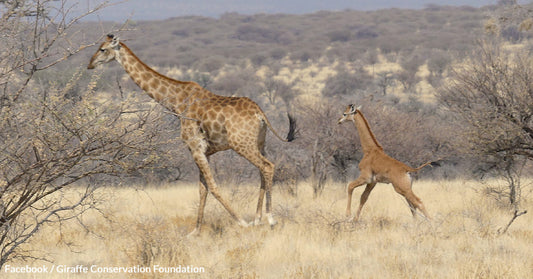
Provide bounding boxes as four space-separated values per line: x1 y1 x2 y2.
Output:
184 128 248 235
192 151 248 228
187 173 209 237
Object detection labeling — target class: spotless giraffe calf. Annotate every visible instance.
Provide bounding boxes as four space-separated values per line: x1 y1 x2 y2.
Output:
338 104 438 222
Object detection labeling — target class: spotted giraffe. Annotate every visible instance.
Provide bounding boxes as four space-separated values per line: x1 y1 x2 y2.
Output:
88 34 295 235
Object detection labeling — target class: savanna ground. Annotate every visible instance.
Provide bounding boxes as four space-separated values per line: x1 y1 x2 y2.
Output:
3 179 532 278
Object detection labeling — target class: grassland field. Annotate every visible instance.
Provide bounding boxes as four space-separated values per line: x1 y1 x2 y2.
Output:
3 179 532 279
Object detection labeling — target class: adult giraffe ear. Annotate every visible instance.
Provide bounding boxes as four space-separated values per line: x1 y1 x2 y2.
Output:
107 34 120 49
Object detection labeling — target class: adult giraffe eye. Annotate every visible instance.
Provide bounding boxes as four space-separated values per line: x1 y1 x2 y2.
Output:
343 113 347 117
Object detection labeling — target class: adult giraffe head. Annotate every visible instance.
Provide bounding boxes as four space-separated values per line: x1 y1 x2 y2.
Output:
87 34 121 69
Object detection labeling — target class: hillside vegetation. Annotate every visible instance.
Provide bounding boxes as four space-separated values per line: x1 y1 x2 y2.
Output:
62 5 527 186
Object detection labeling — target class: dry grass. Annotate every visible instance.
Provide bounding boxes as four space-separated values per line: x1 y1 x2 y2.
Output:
4 180 532 278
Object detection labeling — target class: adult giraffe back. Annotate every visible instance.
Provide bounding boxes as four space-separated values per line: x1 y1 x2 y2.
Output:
88 34 295 235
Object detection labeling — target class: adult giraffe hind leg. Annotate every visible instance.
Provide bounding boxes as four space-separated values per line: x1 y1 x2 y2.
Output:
253 172 266 226
236 148 276 227
227 119 277 228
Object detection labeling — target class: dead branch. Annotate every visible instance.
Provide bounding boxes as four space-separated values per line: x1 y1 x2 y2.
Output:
498 209 527 235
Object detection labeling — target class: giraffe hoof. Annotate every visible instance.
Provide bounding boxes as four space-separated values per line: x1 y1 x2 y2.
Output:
238 220 250 228
267 215 277 228
186 228 201 238
250 218 262 226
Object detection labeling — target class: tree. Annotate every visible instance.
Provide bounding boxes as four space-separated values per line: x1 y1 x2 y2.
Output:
437 41 533 205
364 49 379 77
211 68 262 99
485 1 533 37
396 69 420 93
0 0 165 266
261 74 297 107
397 54 423 94
297 102 357 196
375 71 395 96
322 66 372 98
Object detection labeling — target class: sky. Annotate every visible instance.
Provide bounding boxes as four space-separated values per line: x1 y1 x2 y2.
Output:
75 0 514 21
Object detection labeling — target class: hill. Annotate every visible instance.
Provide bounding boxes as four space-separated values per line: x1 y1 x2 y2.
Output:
84 0 497 21
71 5 490 101
58 5 531 184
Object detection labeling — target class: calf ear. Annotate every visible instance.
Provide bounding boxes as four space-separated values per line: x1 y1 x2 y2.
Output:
349 104 356 114
356 105 362 111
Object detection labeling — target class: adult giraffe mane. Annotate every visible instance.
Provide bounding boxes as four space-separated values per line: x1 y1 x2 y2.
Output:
118 42 198 87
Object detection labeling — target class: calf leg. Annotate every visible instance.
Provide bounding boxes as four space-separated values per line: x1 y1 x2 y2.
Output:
392 175 430 220
346 172 372 220
405 199 416 218
354 182 377 222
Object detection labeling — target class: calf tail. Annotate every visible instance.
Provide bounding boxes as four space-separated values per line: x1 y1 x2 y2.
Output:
410 160 441 172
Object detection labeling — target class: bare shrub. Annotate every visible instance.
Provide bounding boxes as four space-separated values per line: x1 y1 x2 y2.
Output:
375 71 395 96
233 24 289 44
0 0 168 267
296 101 357 195
355 26 379 39
211 69 262 99
485 1 533 39
438 41 533 206
327 29 352 42
427 49 451 77
222 241 261 278
261 75 298 107
123 217 190 268
322 66 372 98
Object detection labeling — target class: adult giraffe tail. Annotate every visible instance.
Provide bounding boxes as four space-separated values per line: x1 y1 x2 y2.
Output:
262 112 297 142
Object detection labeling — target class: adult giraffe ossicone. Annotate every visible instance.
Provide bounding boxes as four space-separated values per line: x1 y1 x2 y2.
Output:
338 104 437 222
88 34 296 235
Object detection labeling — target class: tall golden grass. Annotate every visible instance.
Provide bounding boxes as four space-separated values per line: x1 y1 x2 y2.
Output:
5 179 532 278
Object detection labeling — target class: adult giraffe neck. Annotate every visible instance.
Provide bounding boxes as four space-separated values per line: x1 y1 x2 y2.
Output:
116 42 213 115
